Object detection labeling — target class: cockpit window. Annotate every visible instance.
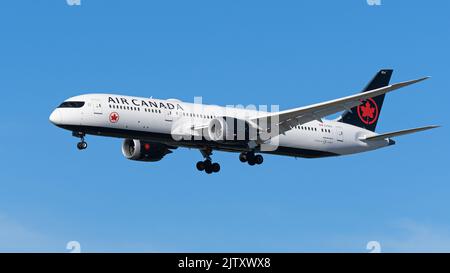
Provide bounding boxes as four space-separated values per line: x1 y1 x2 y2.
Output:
58 101 85 108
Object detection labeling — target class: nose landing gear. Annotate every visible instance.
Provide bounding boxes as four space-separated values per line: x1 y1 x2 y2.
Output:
73 131 87 150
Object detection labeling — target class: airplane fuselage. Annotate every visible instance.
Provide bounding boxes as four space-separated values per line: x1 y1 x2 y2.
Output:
49 93 391 159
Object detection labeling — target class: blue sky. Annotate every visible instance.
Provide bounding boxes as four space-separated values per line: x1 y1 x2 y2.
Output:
0 0 448 252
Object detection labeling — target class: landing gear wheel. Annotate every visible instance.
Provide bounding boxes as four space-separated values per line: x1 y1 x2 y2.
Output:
196 161 205 171
239 153 247 163
77 141 87 150
212 163 220 173
205 164 213 174
255 154 263 165
244 152 254 165
247 157 256 166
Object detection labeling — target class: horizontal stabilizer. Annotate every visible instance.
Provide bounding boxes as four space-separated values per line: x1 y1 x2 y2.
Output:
362 125 440 141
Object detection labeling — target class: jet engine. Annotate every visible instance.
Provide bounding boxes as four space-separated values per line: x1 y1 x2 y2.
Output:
121 139 172 162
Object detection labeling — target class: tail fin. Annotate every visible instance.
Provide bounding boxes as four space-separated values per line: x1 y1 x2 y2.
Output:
339 69 393 132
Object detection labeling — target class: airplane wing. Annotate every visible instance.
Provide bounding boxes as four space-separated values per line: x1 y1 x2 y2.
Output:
360 125 440 141
250 77 430 134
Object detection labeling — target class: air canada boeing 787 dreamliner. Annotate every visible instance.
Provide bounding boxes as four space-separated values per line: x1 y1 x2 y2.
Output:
49 70 438 174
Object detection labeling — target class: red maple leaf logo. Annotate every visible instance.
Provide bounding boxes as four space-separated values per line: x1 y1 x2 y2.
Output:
109 112 119 123
357 98 379 125
360 101 375 119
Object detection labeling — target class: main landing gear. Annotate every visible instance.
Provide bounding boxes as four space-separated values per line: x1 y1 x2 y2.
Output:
196 148 220 174
239 152 263 166
73 131 88 150
196 159 220 174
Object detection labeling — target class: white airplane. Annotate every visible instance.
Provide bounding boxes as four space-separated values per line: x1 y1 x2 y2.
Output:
49 69 438 174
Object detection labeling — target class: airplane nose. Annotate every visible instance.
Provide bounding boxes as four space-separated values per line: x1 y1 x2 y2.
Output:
49 109 62 124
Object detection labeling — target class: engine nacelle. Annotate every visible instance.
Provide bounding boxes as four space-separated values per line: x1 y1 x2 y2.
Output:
121 139 172 162
207 117 254 142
